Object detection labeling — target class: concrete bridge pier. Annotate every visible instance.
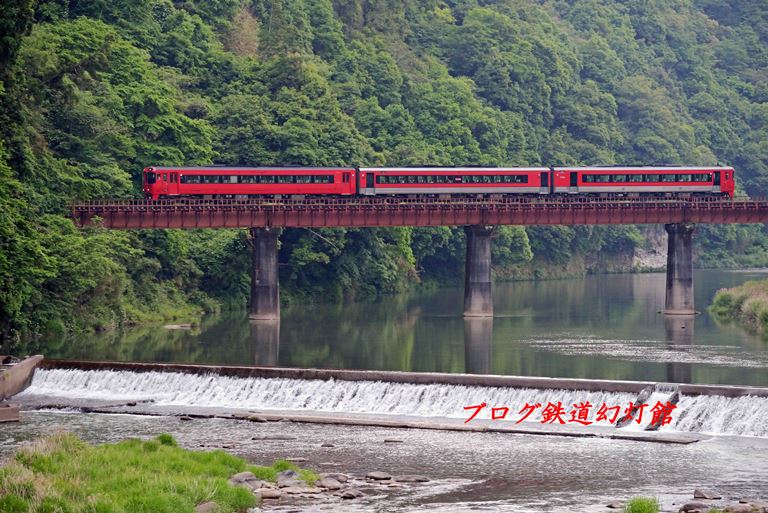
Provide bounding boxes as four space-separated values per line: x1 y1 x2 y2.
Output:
664 223 696 315
464 225 494 317
249 227 281 320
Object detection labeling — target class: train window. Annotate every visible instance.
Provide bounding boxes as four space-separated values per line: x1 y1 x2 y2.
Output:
661 174 676 182
677 174 692 182
147 172 157 184
163 173 167 181
692 173 710 182
595 175 610 183
629 174 643 182
645 174 660 182
517 175 529 184
583 175 593 183
612 175 627 183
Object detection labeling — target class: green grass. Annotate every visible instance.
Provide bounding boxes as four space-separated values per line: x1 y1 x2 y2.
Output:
624 496 660 513
710 278 768 332
0 433 318 513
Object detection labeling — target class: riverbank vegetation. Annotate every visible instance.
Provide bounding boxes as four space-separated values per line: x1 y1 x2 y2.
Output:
3 1 768 343
0 432 316 513
711 279 768 332
624 496 659 513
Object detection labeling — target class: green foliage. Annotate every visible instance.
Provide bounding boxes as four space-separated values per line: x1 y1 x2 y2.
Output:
3 0 768 341
623 496 659 513
710 278 768 332
0 433 318 513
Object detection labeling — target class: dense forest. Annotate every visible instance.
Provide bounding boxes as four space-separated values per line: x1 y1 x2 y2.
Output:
2 0 768 342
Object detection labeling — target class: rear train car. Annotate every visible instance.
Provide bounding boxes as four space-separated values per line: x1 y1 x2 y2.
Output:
552 166 735 198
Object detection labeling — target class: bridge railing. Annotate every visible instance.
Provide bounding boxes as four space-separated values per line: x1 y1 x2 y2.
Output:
71 195 762 211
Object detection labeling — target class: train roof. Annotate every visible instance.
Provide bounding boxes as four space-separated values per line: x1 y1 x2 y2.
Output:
359 167 549 172
146 166 354 172
553 166 734 171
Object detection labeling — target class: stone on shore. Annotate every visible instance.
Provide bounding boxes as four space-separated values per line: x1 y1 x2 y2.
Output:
231 471 258 483
724 505 755 513
340 488 364 499
281 485 323 494
694 489 722 500
321 472 349 483
366 471 392 481
195 502 218 513
318 477 343 490
256 489 283 499
680 502 710 512
606 502 624 509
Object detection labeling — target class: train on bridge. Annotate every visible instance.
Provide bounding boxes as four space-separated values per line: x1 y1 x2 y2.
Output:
142 165 735 200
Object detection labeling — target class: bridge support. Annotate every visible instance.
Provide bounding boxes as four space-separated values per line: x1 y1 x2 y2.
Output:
664 223 696 315
249 228 281 320
464 225 494 317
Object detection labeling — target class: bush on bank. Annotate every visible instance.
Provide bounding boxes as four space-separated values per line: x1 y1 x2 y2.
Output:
624 496 659 513
0 433 317 513
710 278 768 332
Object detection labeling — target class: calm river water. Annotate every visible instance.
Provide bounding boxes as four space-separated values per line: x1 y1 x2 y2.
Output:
32 269 768 386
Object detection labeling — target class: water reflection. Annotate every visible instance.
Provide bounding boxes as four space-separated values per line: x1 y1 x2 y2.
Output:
22 270 768 386
664 315 694 384
250 320 280 367
464 318 493 375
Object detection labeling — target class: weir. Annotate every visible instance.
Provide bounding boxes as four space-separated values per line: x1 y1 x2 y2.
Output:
20 360 768 439
464 225 494 317
249 227 280 320
664 223 696 315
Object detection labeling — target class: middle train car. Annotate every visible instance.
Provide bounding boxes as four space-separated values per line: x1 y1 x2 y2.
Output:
358 167 550 195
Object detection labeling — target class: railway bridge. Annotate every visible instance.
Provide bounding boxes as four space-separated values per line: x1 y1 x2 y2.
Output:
72 196 768 320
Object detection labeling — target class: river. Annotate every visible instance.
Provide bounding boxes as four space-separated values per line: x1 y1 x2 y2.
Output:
29 269 768 386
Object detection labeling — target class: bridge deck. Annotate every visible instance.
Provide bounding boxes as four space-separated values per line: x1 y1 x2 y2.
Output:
71 197 768 228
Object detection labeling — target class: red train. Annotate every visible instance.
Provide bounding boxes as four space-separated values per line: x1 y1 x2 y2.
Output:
143 165 735 200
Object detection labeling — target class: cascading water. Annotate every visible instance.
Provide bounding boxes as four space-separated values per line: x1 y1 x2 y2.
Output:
20 369 768 437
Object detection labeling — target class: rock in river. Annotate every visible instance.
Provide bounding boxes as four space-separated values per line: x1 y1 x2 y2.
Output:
366 471 392 481
693 488 722 500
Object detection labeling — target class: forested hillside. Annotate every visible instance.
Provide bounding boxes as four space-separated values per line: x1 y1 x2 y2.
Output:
2 0 768 342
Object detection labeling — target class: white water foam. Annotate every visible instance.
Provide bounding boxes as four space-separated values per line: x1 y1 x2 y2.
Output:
20 369 768 437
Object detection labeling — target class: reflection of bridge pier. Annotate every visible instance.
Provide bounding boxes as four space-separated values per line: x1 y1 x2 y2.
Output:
664 223 696 315
249 227 281 320
464 317 493 374
250 320 280 367
464 225 494 317
664 315 693 383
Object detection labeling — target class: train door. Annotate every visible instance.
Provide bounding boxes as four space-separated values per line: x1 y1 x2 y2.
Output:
569 171 578 193
540 171 550 194
159 172 169 197
359 170 375 195
169 172 178 195
713 171 721 193
342 171 352 194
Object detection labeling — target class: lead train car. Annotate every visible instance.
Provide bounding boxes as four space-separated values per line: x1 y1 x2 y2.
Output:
142 165 735 199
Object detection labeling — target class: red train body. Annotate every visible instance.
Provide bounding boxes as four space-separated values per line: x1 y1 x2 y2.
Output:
143 165 736 200
143 167 356 200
